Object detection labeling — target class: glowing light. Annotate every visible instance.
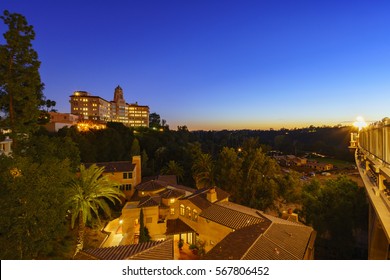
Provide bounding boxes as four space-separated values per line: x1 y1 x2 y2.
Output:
353 116 367 131
76 121 106 132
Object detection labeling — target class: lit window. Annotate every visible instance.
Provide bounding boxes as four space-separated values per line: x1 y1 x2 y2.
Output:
186 206 191 219
170 208 175 215
180 204 185 216
170 198 175 204
193 209 198 221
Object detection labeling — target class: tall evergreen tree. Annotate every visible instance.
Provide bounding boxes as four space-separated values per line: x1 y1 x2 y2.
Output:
139 208 150 243
0 10 45 139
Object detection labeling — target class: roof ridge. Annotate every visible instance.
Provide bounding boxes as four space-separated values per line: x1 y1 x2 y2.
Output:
240 230 264 260
128 240 169 259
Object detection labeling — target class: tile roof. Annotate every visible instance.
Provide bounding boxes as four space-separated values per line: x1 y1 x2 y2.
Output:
135 180 168 192
204 222 271 260
157 175 177 185
200 203 266 230
185 186 230 202
203 201 315 260
138 196 161 208
160 188 185 199
186 195 212 210
79 240 173 260
84 161 135 173
257 223 313 259
242 235 298 260
166 218 196 235
129 239 174 260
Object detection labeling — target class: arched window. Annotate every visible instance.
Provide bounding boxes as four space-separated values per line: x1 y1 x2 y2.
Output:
186 206 191 219
180 204 185 216
193 209 198 221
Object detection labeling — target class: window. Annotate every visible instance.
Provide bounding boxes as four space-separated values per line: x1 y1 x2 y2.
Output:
186 206 191 219
169 198 175 204
170 208 175 215
180 204 185 216
123 172 133 179
193 209 198 221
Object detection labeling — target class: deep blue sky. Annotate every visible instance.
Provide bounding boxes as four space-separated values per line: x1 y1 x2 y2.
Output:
1 0 390 130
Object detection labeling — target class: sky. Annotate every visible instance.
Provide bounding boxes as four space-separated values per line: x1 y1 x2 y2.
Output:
1 0 390 130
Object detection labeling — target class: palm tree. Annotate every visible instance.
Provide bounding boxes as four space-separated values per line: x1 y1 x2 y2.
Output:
161 160 184 183
67 164 125 257
192 153 214 189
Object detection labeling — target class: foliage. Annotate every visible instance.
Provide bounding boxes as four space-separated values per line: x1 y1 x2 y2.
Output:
0 154 73 259
139 208 151 243
215 147 243 198
130 138 141 157
178 238 184 249
0 10 45 139
301 176 368 259
149 112 161 128
192 153 214 189
67 164 125 255
161 160 184 183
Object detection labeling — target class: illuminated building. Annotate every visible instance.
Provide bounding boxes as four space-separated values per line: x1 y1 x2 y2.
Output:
69 86 149 127
352 117 390 259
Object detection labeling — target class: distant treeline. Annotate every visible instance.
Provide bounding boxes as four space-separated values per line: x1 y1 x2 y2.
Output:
53 123 355 181
191 125 355 161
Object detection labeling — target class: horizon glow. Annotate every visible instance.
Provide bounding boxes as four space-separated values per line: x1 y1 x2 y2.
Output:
1 0 389 130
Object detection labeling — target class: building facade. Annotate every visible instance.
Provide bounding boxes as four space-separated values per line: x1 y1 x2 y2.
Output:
69 86 149 127
117 178 316 259
353 117 390 259
0 136 12 156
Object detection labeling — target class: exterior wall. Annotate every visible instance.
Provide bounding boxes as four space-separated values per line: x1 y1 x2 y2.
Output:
121 205 166 243
70 89 149 127
0 137 12 156
307 162 333 171
128 104 149 127
368 203 389 259
196 216 232 252
356 119 390 259
174 199 231 252
132 156 142 187
70 91 111 121
44 112 79 132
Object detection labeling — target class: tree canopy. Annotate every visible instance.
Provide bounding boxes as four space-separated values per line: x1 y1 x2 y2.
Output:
0 10 44 138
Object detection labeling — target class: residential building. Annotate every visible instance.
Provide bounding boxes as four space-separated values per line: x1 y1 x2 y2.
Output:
104 177 316 260
69 86 149 127
0 136 12 156
44 112 79 132
306 161 333 171
84 156 142 199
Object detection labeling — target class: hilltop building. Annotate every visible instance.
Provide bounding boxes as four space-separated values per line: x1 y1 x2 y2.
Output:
44 112 79 132
69 86 149 127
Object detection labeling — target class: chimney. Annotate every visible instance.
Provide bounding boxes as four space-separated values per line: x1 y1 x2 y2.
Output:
207 187 218 203
132 155 142 186
282 208 298 222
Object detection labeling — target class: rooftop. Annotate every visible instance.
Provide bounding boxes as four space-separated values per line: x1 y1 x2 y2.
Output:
77 239 173 260
84 161 135 173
